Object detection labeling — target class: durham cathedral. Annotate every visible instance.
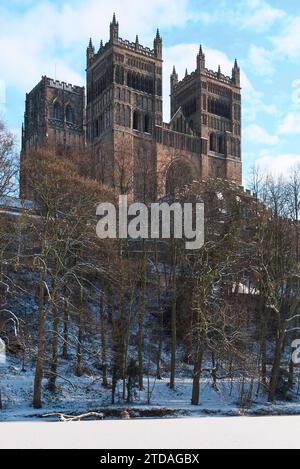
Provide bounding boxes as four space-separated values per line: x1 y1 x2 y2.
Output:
20 14 242 200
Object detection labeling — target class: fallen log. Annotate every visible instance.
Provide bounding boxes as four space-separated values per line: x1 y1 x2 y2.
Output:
42 412 104 422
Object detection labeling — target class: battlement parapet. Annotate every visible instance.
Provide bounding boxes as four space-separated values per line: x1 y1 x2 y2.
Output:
117 37 155 58
92 37 156 64
47 78 84 94
173 66 234 94
173 71 198 92
204 68 232 85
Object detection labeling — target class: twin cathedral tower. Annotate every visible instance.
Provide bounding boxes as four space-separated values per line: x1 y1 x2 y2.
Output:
21 14 242 200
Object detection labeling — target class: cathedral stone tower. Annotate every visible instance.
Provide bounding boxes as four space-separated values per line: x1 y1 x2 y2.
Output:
170 46 242 183
22 76 85 153
20 76 85 197
86 14 163 200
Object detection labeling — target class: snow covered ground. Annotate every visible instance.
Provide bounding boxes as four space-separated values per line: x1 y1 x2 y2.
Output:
1 416 300 449
1 354 300 422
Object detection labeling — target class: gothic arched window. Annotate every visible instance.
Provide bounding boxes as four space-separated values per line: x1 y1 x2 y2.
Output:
115 66 120 84
66 105 74 124
133 110 139 131
157 79 162 96
53 102 62 120
132 73 137 90
115 103 121 125
144 114 151 133
210 132 216 152
218 135 225 154
127 72 132 88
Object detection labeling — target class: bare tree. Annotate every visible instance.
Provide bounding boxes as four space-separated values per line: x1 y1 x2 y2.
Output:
0 121 18 198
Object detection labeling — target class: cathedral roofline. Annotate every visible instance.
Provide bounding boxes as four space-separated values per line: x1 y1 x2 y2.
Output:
46 77 85 94
27 76 85 97
87 37 163 69
172 67 241 94
87 17 163 68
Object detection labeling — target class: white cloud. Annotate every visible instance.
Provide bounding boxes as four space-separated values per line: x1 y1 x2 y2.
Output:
271 17 300 60
240 72 277 121
248 45 274 76
205 0 286 33
237 0 286 32
276 80 300 136
254 151 300 177
0 35 84 91
292 79 300 105
278 112 300 135
244 124 279 145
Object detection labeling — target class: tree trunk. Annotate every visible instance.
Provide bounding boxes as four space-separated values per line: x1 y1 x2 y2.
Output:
100 291 108 387
127 374 132 404
138 244 147 391
154 241 163 381
119 288 127 400
170 243 177 390
48 274 59 393
191 344 204 406
48 291 59 393
124 293 135 400
259 307 268 386
75 287 84 377
288 357 294 391
288 313 300 390
156 321 163 380
62 295 69 360
112 366 117 405
268 325 285 402
33 267 47 409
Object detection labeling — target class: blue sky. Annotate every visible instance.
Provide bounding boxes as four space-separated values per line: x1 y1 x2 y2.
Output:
1 0 300 184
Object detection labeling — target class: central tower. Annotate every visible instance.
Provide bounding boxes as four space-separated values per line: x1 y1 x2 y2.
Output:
86 14 163 200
